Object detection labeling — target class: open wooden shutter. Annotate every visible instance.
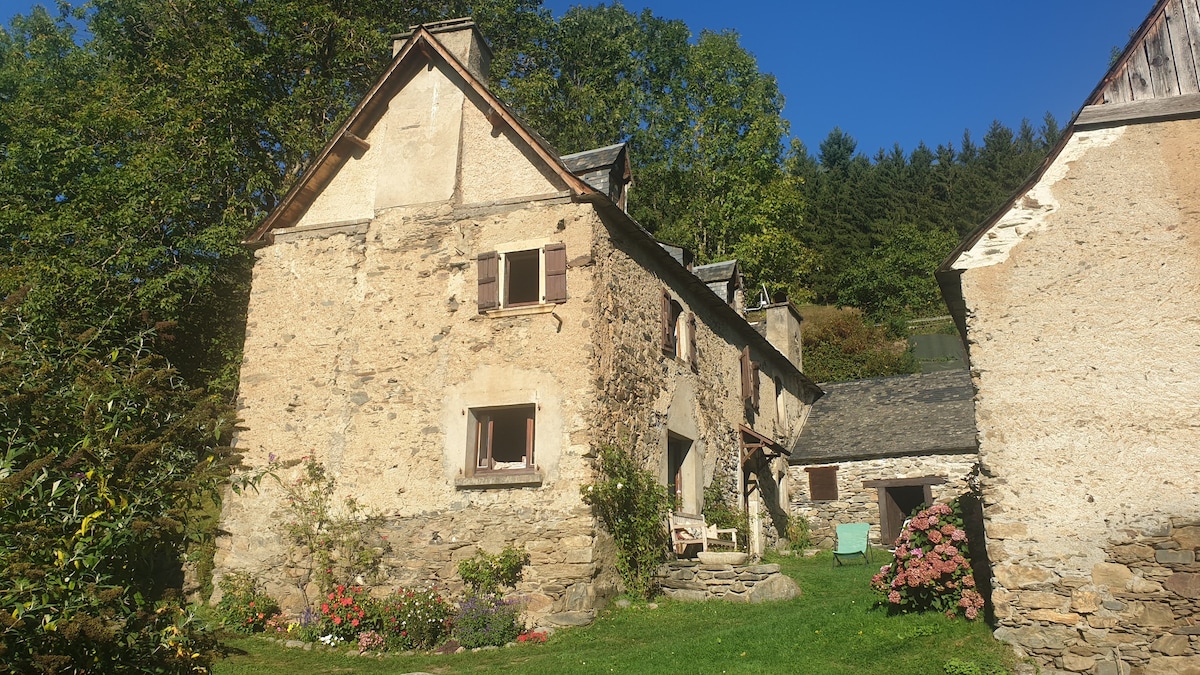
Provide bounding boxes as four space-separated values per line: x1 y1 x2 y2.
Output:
740 346 752 402
661 290 675 356
525 413 536 467
751 362 761 410
687 312 698 372
544 243 568 303
475 415 493 470
477 251 499 312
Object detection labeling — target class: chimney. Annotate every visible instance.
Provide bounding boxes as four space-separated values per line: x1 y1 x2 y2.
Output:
762 301 803 373
392 18 493 84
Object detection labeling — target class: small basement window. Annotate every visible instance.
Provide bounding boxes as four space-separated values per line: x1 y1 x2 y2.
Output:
470 405 536 473
805 466 839 501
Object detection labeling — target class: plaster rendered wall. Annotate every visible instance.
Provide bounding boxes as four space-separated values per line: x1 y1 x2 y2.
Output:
955 119 1200 670
788 454 978 548
217 198 610 621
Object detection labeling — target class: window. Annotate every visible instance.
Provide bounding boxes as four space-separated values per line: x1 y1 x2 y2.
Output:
661 290 697 370
476 243 567 312
469 405 535 473
805 466 838 501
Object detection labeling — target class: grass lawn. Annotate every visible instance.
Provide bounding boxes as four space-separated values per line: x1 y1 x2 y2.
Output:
213 550 1014 674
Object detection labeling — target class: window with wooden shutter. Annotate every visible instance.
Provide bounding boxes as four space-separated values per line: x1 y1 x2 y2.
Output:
805 466 839 501
687 312 698 371
476 251 499 312
470 404 535 473
543 243 567 303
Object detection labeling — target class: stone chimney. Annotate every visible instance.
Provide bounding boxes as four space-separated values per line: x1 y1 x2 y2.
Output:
392 17 493 84
762 302 803 373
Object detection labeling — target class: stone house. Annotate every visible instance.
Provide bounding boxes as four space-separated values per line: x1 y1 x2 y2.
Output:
213 18 822 624
787 369 978 549
937 0 1200 670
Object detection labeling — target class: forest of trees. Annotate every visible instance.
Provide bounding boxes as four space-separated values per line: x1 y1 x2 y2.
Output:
0 1 1058 670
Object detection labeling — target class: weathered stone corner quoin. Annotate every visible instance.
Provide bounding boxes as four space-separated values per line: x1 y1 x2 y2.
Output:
937 0 1200 671
212 17 822 624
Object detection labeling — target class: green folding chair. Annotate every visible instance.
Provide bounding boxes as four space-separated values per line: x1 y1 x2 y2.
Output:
832 522 871 566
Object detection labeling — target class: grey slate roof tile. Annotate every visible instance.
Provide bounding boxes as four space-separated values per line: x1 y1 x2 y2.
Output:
790 369 977 464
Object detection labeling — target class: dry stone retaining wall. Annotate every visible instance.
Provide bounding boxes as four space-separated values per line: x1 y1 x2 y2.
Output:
657 561 800 603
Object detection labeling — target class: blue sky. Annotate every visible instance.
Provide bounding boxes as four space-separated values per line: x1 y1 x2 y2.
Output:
2 0 1157 158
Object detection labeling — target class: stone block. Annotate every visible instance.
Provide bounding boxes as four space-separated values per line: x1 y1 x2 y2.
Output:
993 625 1077 650
1112 544 1157 561
1072 589 1103 614
544 610 595 626
1172 527 1200 551
1020 591 1069 609
995 563 1056 589
1092 661 1131 675
1027 609 1082 625
1156 550 1196 565
1150 634 1191 656
662 588 708 603
745 574 801 604
1164 574 1200 599
1129 576 1163 594
1145 656 1200 674
1093 563 1134 589
1130 601 1176 627
1060 653 1095 672
564 548 593 564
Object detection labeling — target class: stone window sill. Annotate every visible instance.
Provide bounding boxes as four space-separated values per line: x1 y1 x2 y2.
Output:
484 304 558 319
455 472 544 490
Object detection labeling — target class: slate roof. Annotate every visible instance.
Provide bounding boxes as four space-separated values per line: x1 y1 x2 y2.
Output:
790 369 977 464
693 260 738 284
561 143 626 173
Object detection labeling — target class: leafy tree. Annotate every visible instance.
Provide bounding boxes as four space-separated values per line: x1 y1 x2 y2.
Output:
800 306 917 383
837 223 961 321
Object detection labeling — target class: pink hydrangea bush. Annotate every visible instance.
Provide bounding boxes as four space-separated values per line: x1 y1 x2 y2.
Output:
870 500 985 619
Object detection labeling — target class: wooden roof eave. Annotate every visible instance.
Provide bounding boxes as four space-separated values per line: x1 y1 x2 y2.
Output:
243 26 596 245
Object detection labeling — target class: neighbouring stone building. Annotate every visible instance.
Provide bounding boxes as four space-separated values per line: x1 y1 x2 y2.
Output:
788 369 978 549
213 18 822 624
938 1 1200 671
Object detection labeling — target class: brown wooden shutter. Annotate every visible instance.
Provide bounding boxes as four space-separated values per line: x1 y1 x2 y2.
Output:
477 251 499 312
544 243 567 303
751 362 760 410
805 466 839 501
525 413 535 467
687 312 698 372
661 290 674 356
740 346 752 402
476 415 492 470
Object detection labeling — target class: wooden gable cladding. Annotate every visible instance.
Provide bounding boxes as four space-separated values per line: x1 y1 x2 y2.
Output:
1094 0 1200 105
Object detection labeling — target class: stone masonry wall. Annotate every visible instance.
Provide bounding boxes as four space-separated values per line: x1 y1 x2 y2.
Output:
954 118 1200 672
658 560 800 604
788 453 978 548
217 197 611 623
588 222 809 542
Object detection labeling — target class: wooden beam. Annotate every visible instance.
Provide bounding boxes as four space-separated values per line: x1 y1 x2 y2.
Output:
342 131 371 153
1076 92 1200 127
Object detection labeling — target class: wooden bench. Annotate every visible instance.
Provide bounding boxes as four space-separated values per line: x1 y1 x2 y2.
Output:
670 512 738 557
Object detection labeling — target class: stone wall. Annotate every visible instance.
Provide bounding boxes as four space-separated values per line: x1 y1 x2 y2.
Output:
950 118 1200 672
788 453 978 547
216 197 611 620
657 560 800 603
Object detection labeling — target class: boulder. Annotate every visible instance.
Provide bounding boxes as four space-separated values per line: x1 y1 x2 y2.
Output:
746 574 801 603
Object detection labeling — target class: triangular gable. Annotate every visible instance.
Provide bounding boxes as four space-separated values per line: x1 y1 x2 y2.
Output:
245 24 595 245
937 0 1200 330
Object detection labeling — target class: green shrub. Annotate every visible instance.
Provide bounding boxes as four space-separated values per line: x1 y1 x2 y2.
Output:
785 515 812 553
580 445 673 598
214 572 280 634
458 545 530 595
703 481 749 550
452 592 522 649
316 584 370 641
